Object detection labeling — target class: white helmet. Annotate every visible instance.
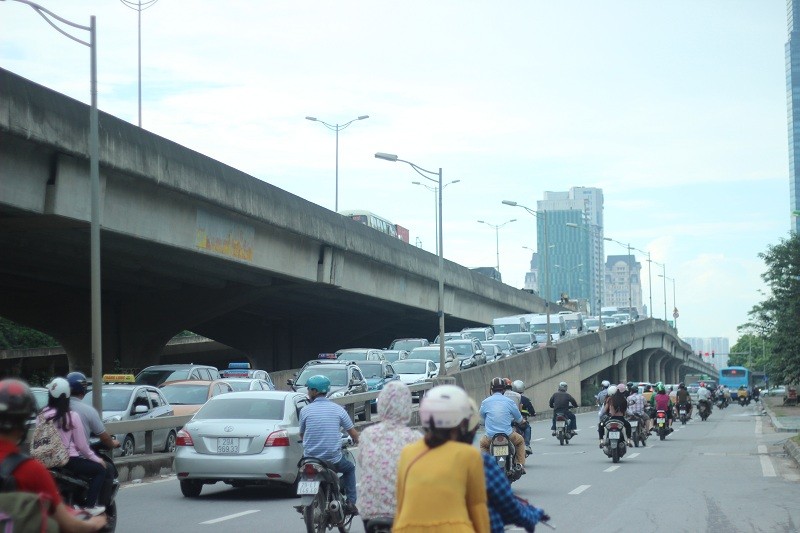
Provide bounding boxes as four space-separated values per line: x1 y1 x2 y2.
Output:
512 380 525 393
558 381 568 391
601 380 610 388
607 385 618 396
419 385 472 429
47 377 71 400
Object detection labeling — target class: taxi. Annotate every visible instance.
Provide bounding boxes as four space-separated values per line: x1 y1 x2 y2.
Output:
83 374 176 456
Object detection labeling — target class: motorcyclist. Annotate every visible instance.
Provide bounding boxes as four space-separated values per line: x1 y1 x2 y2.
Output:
697 382 712 416
642 384 655 403
675 382 692 419
548 382 578 436
626 382 650 432
0 378 107 532
649 383 674 432
599 385 633 447
752 386 761 402
624 381 635 398
512 380 536 455
503 378 522 410
737 386 749 404
480 377 526 474
65 372 120 509
299 375 360 515
595 380 611 420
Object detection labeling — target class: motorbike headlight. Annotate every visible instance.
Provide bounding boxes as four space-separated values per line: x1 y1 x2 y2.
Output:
329 391 346 399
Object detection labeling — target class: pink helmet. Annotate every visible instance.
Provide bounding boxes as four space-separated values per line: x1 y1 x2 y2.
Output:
617 383 627 393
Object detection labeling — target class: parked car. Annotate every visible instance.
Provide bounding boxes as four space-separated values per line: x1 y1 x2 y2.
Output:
499 332 536 353
584 317 601 333
767 385 787 397
135 364 220 386
220 378 275 392
482 340 514 358
482 343 502 363
461 327 494 342
159 379 234 416
356 360 400 411
393 359 438 400
381 349 410 363
388 338 430 351
335 348 386 362
287 360 368 418
409 346 458 372
444 339 486 369
83 380 176 456
174 390 310 497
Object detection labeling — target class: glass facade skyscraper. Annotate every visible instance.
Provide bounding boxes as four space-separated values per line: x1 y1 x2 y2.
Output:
787 0 800 233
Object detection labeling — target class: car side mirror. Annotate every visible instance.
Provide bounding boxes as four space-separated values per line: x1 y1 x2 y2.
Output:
134 404 148 414
476 350 484 356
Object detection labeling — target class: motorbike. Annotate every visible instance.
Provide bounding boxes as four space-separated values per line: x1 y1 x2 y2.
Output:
716 393 728 409
655 410 670 440
601 418 627 463
553 412 573 446
49 442 119 532
489 433 522 483
364 516 393 533
296 438 355 533
698 400 711 421
738 395 750 407
513 418 532 456
626 413 647 447
677 402 689 425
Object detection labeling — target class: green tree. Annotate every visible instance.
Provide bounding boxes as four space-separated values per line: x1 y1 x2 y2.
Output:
0 318 58 349
740 233 800 385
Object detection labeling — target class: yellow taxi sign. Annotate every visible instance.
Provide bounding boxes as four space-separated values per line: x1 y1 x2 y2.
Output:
102 374 135 383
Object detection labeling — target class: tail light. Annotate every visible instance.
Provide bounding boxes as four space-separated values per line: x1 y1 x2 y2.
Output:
556 415 566 421
493 435 508 445
176 429 194 447
607 421 623 430
657 411 666 418
303 463 324 477
264 430 290 447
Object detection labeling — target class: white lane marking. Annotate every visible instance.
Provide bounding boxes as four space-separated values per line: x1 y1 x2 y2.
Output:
628 453 640 459
604 465 620 472
533 438 545 442
758 445 776 477
755 417 762 435
121 476 176 489
200 510 260 525
568 484 591 495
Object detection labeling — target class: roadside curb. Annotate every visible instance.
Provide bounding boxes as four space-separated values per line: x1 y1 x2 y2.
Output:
784 438 800 467
761 401 796 433
116 454 174 482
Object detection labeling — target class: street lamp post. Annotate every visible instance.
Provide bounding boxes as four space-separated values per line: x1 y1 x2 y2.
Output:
631 247 653 318
413 179 460 255
477 219 516 274
306 115 369 212
652 261 667 321
553 263 583 301
502 200 552 346
376 153 447 375
119 0 160 127
4 0 103 412
659 274 677 329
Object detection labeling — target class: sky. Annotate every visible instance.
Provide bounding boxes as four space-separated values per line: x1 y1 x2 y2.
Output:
0 1 792 347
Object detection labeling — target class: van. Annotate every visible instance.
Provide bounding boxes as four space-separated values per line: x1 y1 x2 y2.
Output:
461 327 494 342
491 315 529 335
135 364 220 386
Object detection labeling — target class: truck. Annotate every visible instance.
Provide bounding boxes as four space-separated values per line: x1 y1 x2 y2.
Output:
558 312 584 336
527 313 565 343
492 315 530 335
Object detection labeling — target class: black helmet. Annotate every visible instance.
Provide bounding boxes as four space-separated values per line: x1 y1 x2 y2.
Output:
679 382 686 389
67 371 88 396
627 381 635 390
490 377 506 392
0 379 37 432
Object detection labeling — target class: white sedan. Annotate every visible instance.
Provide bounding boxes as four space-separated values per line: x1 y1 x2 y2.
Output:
393 359 438 399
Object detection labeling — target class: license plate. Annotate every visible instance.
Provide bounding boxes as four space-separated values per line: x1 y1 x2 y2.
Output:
492 445 509 456
630 420 638 427
217 437 239 454
556 420 566 427
680 410 686 415
608 431 620 439
297 481 320 495
658 420 665 426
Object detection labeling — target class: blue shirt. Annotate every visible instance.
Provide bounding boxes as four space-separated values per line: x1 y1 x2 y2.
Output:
299 396 354 463
480 393 522 437
482 452 543 533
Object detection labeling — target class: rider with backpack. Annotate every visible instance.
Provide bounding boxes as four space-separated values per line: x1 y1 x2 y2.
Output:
0 378 106 532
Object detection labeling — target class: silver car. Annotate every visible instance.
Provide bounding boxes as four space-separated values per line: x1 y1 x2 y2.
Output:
220 378 275 391
174 391 309 497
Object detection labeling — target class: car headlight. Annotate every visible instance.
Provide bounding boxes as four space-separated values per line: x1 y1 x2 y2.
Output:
329 391 346 399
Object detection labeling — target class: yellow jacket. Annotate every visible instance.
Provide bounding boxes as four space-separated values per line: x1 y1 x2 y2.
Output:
394 439 490 533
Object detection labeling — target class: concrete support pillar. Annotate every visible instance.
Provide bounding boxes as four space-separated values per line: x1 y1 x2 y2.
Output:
616 358 627 385
642 351 653 382
658 357 669 383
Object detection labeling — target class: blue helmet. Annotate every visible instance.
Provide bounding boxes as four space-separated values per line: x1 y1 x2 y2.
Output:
306 375 331 394
66 372 88 396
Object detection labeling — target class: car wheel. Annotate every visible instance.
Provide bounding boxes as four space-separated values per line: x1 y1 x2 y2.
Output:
121 435 135 457
163 430 177 453
180 479 203 498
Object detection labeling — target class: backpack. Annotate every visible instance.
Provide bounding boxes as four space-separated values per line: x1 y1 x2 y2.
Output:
29 415 69 469
0 453 59 533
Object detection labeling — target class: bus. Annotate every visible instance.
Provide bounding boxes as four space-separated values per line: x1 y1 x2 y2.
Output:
492 315 529 335
340 210 410 243
718 366 752 393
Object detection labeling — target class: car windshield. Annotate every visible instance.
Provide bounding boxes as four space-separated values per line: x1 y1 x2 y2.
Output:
224 380 253 392
337 351 368 361
135 369 190 386
358 362 384 378
390 340 423 351
446 342 473 357
194 398 285 420
506 333 533 344
483 345 498 355
295 368 348 387
585 319 600 327
463 330 487 341
492 333 508 340
394 361 428 374
409 349 438 362
160 384 209 405
382 351 404 362
84 389 133 412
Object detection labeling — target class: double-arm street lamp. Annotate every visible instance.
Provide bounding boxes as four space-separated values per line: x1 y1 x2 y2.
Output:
651 260 667 321
3 0 103 412
413 179 460 255
502 200 552 346
376 153 447 374
119 0 161 128
306 114 369 212
658 274 677 329
477 219 516 274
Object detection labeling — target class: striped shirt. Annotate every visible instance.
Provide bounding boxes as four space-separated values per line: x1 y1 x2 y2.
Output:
299 396 354 463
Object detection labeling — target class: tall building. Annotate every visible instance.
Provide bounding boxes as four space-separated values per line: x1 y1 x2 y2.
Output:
524 251 539 293
604 255 642 315
787 0 800 233
684 337 730 369
536 187 604 310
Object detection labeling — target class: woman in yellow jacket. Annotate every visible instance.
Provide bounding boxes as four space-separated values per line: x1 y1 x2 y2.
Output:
393 385 489 533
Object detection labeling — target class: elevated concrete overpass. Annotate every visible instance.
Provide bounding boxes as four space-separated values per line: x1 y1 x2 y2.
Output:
0 67 548 372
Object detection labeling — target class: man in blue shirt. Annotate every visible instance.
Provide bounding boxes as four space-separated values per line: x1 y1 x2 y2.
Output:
299 375 360 515
479 377 526 471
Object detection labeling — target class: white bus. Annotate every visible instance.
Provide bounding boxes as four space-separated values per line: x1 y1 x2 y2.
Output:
492 315 529 335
